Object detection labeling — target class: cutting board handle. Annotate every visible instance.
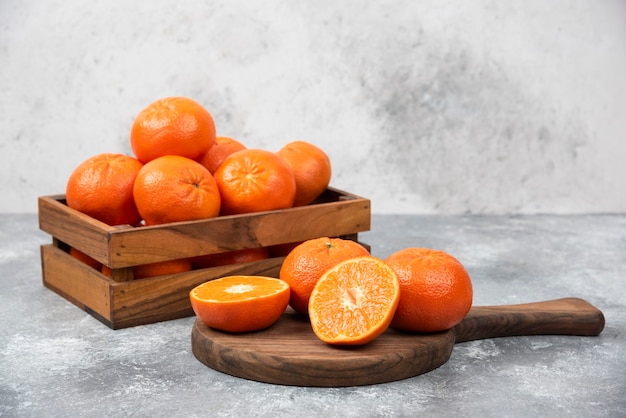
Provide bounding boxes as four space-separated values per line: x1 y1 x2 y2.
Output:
453 297 605 343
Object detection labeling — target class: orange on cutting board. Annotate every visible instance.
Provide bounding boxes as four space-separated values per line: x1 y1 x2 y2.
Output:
214 149 296 215
277 141 331 206
199 136 247 174
190 276 290 333
133 155 221 225
279 237 370 315
192 247 270 269
65 153 143 226
385 248 473 333
308 256 400 345
130 96 216 164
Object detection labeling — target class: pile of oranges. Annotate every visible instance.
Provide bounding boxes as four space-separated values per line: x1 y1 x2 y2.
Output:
66 96 332 227
65 96 332 278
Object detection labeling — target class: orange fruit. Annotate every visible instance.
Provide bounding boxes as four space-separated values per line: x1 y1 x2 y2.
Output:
385 248 473 333
308 256 400 345
101 258 192 279
277 141 331 206
133 155 221 225
69 247 102 271
130 96 216 164
101 265 112 277
199 136 247 174
214 149 296 215
192 247 270 269
134 258 193 279
65 153 143 226
190 276 290 333
279 237 370 315
268 240 304 258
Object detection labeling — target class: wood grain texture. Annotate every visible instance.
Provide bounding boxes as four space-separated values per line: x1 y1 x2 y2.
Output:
41 244 284 329
38 188 370 268
41 243 112 320
38 194 114 266
191 298 605 387
453 298 605 343
191 310 454 387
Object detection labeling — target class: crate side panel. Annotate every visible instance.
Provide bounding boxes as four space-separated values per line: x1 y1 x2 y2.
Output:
38 196 114 265
107 195 370 266
109 257 284 328
41 244 113 321
253 198 371 243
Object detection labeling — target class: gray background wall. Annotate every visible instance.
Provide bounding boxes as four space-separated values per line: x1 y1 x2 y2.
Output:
2 0 625 215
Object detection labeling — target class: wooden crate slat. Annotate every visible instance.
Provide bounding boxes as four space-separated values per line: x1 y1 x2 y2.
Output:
107 197 370 267
41 244 112 321
39 188 370 268
38 195 120 266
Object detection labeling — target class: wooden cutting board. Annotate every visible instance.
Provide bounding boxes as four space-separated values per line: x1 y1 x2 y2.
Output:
191 298 604 387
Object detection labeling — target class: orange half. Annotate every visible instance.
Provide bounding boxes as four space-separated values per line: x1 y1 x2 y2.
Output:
308 256 400 345
190 276 290 333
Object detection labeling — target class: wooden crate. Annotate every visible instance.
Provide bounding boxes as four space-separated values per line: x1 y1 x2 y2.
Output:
38 187 371 329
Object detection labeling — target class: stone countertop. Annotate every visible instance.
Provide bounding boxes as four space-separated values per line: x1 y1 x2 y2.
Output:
1 214 624 417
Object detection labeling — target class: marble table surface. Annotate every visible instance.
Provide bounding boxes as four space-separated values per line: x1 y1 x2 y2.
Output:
1 213 624 417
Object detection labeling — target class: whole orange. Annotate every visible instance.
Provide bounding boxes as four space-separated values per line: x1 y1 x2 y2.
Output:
65 153 143 226
133 155 221 225
277 141 331 206
199 136 247 174
384 248 473 333
130 96 216 164
214 149 296 215
279 237 370 315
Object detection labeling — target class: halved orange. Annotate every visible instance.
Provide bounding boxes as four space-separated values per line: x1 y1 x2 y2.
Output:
189 276 290 333
308 256 400 345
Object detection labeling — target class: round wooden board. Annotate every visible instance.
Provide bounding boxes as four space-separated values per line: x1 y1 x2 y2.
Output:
191 310 455 387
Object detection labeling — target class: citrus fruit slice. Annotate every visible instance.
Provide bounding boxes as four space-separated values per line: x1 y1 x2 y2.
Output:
308 256 400 345
190 276 290 333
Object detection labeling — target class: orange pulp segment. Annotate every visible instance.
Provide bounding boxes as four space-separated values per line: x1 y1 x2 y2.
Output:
308 256 400 345
190 276 290 333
